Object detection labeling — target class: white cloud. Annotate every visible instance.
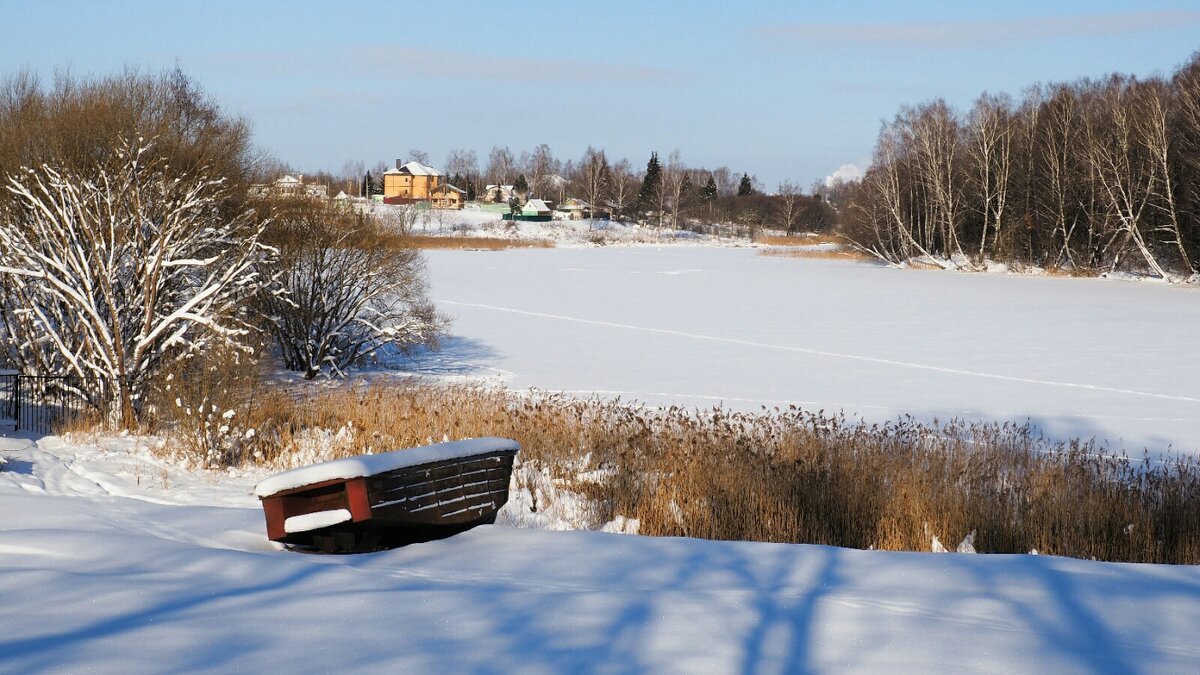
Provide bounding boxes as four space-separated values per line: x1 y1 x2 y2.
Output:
825 163 863 187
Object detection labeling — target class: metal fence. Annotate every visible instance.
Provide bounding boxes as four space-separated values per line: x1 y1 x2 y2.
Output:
0 371 16 432
0 373 103 435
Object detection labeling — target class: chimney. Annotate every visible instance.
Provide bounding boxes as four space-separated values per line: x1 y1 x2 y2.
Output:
396 159 403 170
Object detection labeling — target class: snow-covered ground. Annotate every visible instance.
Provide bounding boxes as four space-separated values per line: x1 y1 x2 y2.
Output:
5 238 1200 671
415 246 1200 456
377 202 738 247
3 433 1200 673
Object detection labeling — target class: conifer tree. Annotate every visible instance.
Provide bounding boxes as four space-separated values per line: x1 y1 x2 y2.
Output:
637 152 662 212
701 175 718 202
513 173 529 198
738 173 754 196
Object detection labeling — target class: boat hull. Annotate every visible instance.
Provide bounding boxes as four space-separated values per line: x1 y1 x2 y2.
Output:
259 448 517 552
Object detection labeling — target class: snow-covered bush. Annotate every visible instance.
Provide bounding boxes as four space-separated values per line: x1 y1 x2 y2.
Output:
259 198 444 378
146 341 271 468
0 140 273 425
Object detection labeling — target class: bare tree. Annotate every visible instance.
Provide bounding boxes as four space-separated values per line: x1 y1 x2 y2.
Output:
966 93 1015 260
260 200 443 379
339 159 366 196
910 100 969 264
579 146 609 223
663 151 691 229
1084 76 1169 278
607 159 638 221
527 143 557 198
486 146 515 186
0 141 271 425
1141 78 1194 273
1034 84 1086 267
776 181 802 233
444 148 477 178
0 68 255 210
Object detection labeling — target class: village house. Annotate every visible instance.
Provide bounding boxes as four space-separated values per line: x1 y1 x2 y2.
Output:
555 198 592 220
383 160 444 201
249 174 328 199
483 184 515 203
430 184 467 209
521 198 553 218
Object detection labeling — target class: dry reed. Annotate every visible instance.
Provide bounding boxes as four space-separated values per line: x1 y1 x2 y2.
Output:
758 247 874 261
755 233 873 261
149 382 1200 565
753 233 847 247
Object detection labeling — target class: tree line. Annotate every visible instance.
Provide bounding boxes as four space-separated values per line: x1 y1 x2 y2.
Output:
335 146 833 234
841 53 1200 279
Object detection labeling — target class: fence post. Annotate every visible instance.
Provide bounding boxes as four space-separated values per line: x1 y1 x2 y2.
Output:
13 373 20 432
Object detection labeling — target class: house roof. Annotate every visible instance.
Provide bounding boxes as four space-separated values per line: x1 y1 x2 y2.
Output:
485 184 514 191
559 198 591 209
276 175 300 185
399 161 443 177
433 184 466 194
523 199 552 213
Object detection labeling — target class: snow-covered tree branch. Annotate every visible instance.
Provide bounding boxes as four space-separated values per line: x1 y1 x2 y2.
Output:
0 139 273 425
258 199 443 379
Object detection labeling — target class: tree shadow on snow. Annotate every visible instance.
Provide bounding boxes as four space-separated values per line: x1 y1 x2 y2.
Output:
373 335 503 378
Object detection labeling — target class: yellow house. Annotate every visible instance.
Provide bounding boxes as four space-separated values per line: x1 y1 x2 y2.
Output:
430 184 466 209
383 161 444 200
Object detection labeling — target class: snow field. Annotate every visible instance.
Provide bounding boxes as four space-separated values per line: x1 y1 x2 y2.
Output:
417 246 1200 456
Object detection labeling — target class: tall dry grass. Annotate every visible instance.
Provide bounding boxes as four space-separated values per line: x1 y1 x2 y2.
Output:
754 233 874 261
152 382 1200 564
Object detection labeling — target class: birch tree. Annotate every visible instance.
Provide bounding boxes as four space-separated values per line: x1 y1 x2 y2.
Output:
966 93 1015 260
664 151 690 229
1084 77 1169 277
0 141 271 425
579 146 609 223
775 181 802 234
607 159 638 221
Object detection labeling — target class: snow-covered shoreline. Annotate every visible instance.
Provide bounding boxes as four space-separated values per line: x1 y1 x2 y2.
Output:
3 433 1199 673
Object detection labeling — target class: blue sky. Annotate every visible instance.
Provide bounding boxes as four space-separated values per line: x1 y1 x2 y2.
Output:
3 1 1199 188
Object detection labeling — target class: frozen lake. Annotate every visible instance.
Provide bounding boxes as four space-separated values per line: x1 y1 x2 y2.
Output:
421 247 1200 456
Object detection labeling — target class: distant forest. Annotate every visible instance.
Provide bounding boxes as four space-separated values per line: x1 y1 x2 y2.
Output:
839 52 1200 279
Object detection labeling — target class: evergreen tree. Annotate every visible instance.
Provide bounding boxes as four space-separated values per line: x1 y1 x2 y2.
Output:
700 175 718 202
737 173 754 197
513 173 529 198
637 152 662 212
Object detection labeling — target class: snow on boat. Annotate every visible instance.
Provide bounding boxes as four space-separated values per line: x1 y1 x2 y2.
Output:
255 437 519 552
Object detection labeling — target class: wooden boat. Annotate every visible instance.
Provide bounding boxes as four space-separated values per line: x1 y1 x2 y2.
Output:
255 437 519 553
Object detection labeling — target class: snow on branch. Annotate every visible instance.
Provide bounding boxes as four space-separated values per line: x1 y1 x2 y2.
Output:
0 138 275 425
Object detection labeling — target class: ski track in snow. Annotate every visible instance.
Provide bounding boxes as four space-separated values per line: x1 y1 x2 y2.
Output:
437 299 1200 405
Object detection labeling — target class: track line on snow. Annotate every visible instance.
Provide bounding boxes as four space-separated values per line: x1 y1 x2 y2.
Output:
438 299 1200 404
